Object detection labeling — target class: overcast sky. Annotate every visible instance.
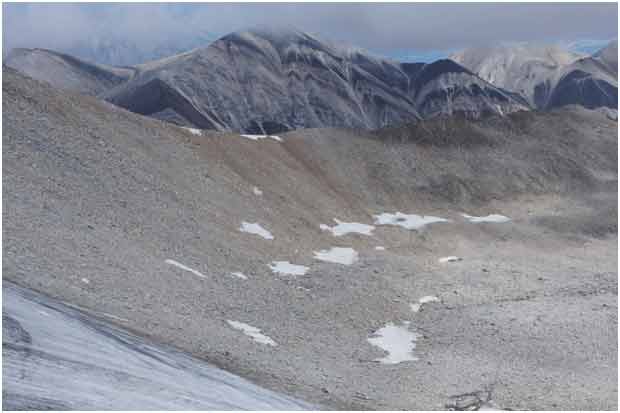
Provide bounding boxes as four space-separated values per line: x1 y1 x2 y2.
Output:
3 3 618 64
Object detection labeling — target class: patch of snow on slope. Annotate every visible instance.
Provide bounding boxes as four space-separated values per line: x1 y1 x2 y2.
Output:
268 261 309 276
239 222 274 240
230 272 248 280
165 259 207 278
226 320 277 346
374 212 450 230
319 219 375 236
411 295 440 313
240 134 283 142
461 213 510 223
252 186 263 196
367 322 420 364
439 256 462 263
313 247 359 265
181 127 202 135
375 246 386 251
419 295 439 304
597 107 618 121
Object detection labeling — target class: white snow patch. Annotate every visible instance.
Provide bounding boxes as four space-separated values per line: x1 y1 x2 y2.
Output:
375 246 386 251
268 261 309 276
239 222 274 240
597 107 618 121
439 256 462 263
81 278 90 284
374 212 450 230
165 259 207 279
230 272 248 280
461 213 510 223
252 186 263 196
313 247 359 265
240 134 283 142
411 295 440 313
182 127 202 135
226 320 277 346
319 219 375 236
367 322 420 364
419 295 439 304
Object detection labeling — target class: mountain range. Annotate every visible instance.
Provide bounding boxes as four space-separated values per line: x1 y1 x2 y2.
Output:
451 41 618 110
5 28 617 133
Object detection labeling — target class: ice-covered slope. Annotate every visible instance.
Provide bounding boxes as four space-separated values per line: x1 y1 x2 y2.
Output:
3 282 314 410
4 48 135 96
104 28 527 132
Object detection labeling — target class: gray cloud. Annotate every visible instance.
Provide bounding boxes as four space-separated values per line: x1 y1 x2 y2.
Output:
3 3 617 64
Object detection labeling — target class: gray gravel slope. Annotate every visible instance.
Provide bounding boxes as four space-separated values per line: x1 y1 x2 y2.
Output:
3 67 617 409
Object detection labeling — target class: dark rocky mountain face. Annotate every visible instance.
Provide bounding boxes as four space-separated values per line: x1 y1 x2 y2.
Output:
545 45 618 110
105 29 420 133
103 28 529 133
548 68 618 110
406 59 529 118
6 31 616 133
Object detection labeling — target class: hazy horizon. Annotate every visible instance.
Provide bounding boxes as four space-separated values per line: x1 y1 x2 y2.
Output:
3 3 617 65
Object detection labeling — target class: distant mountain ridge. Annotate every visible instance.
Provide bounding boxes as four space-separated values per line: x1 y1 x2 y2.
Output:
5 29 616 132
451 41 618 110
102 28 529 133
35 31 217 67
4 48 136 96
